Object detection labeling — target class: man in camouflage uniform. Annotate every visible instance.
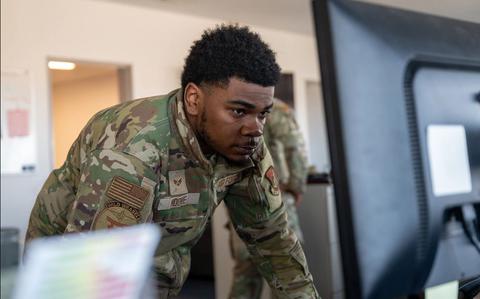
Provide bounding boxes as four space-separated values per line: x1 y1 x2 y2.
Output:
229 98 309 299
26 25 319 298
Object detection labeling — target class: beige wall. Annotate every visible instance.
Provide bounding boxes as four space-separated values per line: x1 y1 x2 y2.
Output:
52 71 119 168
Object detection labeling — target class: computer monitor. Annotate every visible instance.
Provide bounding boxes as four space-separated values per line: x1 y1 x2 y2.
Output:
312 0 480 298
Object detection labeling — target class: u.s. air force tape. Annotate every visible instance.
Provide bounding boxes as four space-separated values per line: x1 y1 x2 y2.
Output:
107 176 150 210
157 193 200 210
215 173 242 192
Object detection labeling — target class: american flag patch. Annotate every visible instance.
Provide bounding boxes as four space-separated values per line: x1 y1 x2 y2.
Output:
107 176 150 210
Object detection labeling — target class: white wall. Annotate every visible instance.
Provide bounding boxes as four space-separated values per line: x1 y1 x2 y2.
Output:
1 0 320 296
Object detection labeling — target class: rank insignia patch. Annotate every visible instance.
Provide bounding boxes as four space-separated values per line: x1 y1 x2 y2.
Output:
169 170 188 195
265 166 280 196
107 176 149 210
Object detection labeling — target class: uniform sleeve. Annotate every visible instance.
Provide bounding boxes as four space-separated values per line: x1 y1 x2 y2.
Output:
269 109 309 195
25 136 82 241
26 109 107 241
223 143 318 298
26 143 158 241
67 149 159 235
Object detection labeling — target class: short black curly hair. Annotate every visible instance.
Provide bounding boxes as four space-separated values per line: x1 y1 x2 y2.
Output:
181 24 281 89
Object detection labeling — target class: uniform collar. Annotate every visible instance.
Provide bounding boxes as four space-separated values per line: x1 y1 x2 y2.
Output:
169 89 255 175
169 89 212 172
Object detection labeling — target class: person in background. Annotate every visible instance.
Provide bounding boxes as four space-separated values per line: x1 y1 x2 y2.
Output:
229 98 309 299
25 25 318 298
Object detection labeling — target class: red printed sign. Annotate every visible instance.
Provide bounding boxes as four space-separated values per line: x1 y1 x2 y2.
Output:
7 109 29 137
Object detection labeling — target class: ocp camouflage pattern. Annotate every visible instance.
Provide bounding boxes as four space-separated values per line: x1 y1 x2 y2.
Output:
26 90 318 298
264 99 308 196
229 99 310 299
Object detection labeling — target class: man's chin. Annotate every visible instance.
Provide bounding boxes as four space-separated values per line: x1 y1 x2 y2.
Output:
224 153 251 164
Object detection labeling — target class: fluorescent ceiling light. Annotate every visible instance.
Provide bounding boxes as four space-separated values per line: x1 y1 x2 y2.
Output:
48 61 76 70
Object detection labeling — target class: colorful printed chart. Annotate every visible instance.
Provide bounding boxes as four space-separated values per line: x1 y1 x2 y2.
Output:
14 225 160 299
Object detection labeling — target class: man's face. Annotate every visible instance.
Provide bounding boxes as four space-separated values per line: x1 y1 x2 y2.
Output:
185 78 274 163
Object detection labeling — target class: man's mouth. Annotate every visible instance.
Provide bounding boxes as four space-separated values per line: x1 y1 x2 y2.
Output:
235 144 258 155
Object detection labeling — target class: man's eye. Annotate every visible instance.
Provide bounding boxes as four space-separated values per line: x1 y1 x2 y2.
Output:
232 109 246 116
259 110 271 119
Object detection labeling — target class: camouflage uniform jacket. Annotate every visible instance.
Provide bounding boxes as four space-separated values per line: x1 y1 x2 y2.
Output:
26 89 318 298
264 99 308 195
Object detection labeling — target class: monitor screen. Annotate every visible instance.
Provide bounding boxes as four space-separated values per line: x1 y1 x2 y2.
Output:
312 0 480 298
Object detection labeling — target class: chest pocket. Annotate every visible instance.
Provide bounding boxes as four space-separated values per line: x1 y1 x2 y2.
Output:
226 170 283 227
226 175 267 226
154 193 205 221
154 195 209 253
153 165 210 221
152 167 210 252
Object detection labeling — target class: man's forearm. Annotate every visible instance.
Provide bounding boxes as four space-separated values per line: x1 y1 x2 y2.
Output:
234 207 319 298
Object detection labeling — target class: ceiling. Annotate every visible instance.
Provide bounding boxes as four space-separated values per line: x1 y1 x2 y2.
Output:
97 0 480 36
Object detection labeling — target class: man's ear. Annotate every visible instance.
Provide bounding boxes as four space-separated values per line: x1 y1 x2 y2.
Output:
183 83 203 116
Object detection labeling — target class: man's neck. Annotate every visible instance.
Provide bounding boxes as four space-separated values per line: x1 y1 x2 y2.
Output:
184 109 214 159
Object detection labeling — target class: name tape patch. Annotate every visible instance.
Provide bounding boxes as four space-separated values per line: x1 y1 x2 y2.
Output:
107 176 150 210
157 193 200 210
215 173 242 192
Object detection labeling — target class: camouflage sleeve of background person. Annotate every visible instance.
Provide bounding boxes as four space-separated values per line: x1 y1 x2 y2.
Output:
223 142 318 298
26 99 162 241
266 100 308 195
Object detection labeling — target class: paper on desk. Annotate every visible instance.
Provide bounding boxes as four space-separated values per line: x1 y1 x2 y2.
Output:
13 224 160 299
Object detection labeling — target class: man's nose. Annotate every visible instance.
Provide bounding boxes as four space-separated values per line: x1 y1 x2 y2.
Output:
241 117 264 137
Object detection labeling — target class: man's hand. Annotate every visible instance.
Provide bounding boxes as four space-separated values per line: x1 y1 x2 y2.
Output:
280 184 303 207
292 192 303 207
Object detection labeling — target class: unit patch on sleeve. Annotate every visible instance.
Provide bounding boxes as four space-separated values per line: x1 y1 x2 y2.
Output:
264 166 280 196
93 201 140 230
106 176 150 210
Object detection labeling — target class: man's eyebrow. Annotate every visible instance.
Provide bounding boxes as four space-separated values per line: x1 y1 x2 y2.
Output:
227 99 257 110
264 103 274 111
227 100 274 111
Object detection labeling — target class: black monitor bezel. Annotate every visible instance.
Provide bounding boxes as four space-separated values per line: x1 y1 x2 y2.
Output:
312 0 480 298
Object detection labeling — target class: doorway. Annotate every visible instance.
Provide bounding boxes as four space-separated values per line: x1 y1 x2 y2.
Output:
48 60 132 168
